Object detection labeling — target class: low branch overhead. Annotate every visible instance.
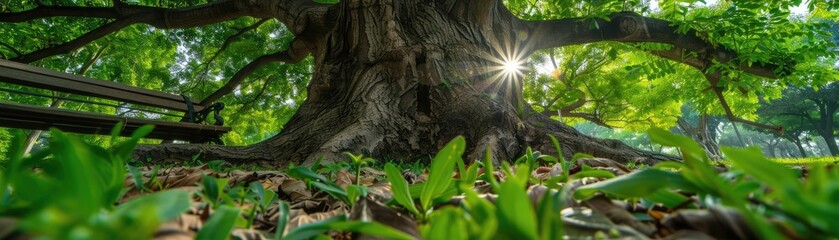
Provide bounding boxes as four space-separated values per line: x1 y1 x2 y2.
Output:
0 0 322 63
522 12 791 79
200 40 310 106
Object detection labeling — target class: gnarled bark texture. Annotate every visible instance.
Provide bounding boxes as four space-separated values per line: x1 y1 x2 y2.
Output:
136 0 679 166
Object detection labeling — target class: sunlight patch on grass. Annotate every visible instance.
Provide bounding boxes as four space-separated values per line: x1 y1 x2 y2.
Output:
771 156 839 166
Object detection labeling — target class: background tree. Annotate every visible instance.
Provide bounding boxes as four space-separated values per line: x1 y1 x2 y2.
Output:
674 104 724 159
758 83 839 156
1 0 836 164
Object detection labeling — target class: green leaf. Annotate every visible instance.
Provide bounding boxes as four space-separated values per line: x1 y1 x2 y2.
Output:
328 221 416 240
199 174 222 207
113 125 154 160
653 161 685 170
423 207 468 240
574 168 696 200
274 201 291 240
462 189 497 240
481 146 499 191
109 121 125 145
283 215 348 240
48 130 105 217
645 189 693 208
385 163 420 216
282 215 414 240
196 206 241 240
495 179 538 240
723 147 797 190
536 190 564 240
420 136 465 212
460 162 480 189
112 190 191 222
346 185 367 206
287 166 330 184
288 167 349 203
128 165 146 192
648 128 704 160
311 181 349 204
571 168 616 180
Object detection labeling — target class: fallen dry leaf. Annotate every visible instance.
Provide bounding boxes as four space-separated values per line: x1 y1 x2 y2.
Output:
584 195 656 236
662 206 758 240
285 208 346 234
350 198 420 239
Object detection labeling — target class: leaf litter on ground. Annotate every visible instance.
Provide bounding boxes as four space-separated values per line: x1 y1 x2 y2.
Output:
2 128 834 239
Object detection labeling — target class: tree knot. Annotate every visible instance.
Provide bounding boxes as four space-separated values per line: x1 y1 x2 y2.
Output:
612 12 647 39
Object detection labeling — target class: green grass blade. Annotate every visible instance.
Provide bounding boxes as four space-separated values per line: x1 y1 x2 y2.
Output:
723 147 797 190
423 207 468 240
113 190 191 222
420 136 465 212
274 201 291 240
495 179 538 240
385 163 420 216
329 221 417 240
196 206 241 240
283 215 348 240
574 168 696 200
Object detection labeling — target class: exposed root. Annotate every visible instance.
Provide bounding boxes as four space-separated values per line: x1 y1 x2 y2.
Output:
132 143 278 167
133 113 676 167
524 114 676 165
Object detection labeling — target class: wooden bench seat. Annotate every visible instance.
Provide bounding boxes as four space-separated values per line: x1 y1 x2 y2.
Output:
0 59 230 143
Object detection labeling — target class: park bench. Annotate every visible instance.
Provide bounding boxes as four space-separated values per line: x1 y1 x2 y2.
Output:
0 59 230 144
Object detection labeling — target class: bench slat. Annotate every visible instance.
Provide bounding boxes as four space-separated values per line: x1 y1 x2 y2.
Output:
0 102 229 143
0 60 204 112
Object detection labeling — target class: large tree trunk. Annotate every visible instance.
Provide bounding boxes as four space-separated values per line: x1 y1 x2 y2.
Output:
136 0 675 166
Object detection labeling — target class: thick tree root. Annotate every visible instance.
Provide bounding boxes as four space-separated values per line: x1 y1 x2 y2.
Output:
523 114 676 165
133 113 676 167
133 144 279 167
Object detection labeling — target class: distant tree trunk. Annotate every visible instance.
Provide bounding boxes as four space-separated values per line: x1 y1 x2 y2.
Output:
781 144 794 158
822 135 839 156
731 122 746 147
813 106 838 156
677 114 722 159
764 139 778 158
792 138 808 158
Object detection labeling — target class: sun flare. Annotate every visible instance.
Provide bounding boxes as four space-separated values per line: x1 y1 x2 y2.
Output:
503 60 521 75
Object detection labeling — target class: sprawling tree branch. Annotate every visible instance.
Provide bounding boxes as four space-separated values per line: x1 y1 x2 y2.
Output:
199 40 309 106
1 1 277 27
184 18 270 93
522 12 789 78
11 18 133 63
1 0 328 63
0 41 23 57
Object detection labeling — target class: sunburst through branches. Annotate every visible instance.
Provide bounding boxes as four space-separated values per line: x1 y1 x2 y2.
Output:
482 38 528 102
